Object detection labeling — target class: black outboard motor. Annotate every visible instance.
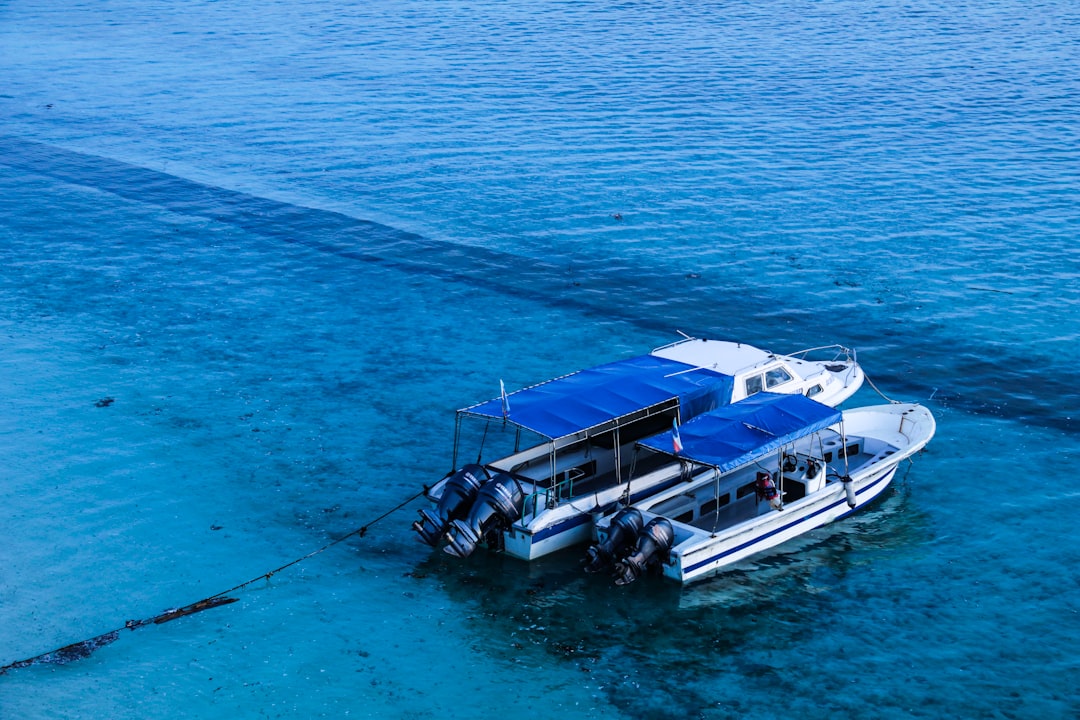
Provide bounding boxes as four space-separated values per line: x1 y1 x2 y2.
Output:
613 517 675 586
412 464 490 546
443 473 524 558
583 507 644 573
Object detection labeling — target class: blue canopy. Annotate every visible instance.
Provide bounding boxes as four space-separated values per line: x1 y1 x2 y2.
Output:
639 392 842 472
461 355 734 440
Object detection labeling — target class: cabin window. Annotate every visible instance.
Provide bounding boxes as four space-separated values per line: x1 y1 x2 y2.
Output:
745 375 763 396
700 495 730 515
675 510 694 524
765 366 794 389
805 383 823 398
736 482 757 499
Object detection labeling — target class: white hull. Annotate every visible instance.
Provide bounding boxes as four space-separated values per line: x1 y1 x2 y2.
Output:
594 402 936 584
669 462 898 582
416 339 864 561
504 518 589 561
503 463 714 560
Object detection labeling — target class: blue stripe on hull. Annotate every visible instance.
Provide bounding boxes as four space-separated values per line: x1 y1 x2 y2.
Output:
682 467 898 576
521 471 689 546
531 511 592 542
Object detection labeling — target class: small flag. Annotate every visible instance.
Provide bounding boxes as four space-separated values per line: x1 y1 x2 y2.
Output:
500 379 510 419
672 417 683 453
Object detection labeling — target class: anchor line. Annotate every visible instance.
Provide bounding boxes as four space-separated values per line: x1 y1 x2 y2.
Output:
863 371 898 404
1 488 427 676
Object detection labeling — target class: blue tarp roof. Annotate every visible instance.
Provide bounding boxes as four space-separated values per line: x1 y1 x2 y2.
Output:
461 355 734 440
639 392 842 472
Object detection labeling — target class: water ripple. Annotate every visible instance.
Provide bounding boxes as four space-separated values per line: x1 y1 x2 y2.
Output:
2 135 1075 432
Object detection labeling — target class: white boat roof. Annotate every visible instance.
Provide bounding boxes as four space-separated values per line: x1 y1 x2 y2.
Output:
651 339 774 375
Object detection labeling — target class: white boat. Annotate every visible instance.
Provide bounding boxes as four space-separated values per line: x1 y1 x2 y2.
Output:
585 392 936 584
411 337 864 561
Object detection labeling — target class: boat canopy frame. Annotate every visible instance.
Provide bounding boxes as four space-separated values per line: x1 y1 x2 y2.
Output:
450 354 735 500
637 392 843 474
451 396 685 506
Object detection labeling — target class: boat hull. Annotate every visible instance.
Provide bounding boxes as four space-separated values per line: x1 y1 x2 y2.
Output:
417 339 867 562
590 402 936 584
669 462 899 583
502 465 702 560
504 515 593 560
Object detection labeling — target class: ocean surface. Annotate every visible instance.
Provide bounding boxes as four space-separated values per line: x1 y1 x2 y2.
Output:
1 0 1078 717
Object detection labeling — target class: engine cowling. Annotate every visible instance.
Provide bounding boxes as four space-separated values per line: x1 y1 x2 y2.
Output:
412 464 490 546
613 517 675 586
584 507 644 573
443 473 524 558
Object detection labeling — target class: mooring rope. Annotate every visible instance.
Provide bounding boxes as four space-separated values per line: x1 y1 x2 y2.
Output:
863 371 898 404
1 488 427 676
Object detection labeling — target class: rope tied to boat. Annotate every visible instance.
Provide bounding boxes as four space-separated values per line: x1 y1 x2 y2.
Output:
0 488 426 676
863 371 898 404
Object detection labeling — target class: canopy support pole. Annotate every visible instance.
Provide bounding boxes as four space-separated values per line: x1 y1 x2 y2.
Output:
615 426 630 505
475 420 490 465
548 443 557 508
452 414 462 471
776 448 783 500
841 417 849 477
711 468 721 536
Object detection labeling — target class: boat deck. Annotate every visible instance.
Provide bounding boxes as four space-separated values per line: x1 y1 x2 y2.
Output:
690 496 767 532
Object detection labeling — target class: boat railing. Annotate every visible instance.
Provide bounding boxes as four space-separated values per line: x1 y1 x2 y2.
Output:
787 344 856 364
650 334 697 353
522 487 548 520
522 466 589 520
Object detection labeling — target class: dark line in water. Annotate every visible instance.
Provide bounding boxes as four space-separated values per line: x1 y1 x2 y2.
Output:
0 485 424 674
1 135 1073 433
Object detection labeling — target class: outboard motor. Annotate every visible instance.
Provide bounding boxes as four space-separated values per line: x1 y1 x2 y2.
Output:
412 464 490 546
613 517 674 586
443 473 524 558
583 507 644 573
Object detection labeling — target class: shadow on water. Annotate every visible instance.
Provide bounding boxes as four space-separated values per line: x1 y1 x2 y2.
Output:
405 471 933 719
1 135 1074 434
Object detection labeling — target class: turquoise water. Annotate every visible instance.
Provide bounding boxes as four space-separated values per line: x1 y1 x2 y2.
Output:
1 1 1078 717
